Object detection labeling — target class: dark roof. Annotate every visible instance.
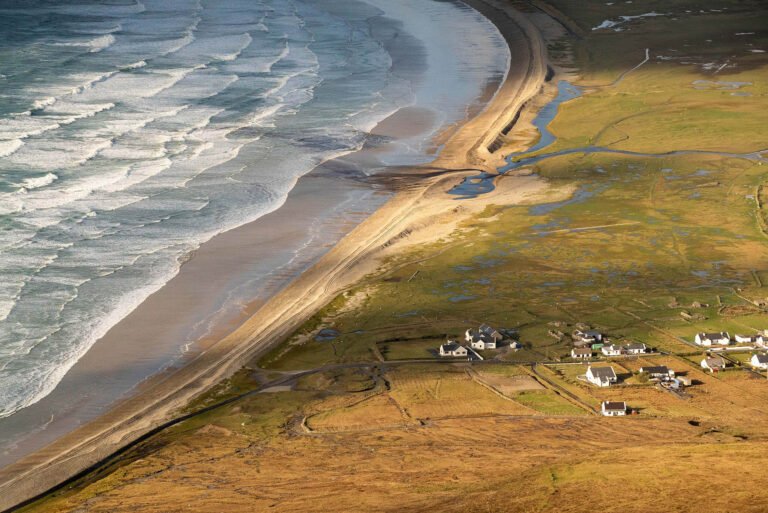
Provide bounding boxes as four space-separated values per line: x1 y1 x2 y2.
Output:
753 354 768 364
589 366 617 379
585 329 602 336
701 332 728 339
480 323 497 333
602 401 627 411
640 365 669 375
441 343 461 352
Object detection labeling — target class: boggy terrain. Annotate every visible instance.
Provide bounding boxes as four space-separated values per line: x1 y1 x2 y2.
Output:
13 0 768 512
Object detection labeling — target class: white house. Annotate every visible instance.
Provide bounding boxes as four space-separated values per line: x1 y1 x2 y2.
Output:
465 324 503 350
470 338 495 350
439 342 468 358
623 342 647 355
601 344 623 357
601 401 627 416
573 329 603 344
694 332 730 347
571 347 592 359
586 366 618 387
639 365 675 380
735 334 766 345
750 354 768 370
701 355 727 373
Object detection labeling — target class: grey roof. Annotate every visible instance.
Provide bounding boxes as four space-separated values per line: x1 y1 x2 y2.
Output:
589 366 617 379
585 329 602 336
441 343 461 352
479 323 497 333
640 365 669 375
753 354 768 364
602 401 627 411
705 356 726 367
701 332 729 339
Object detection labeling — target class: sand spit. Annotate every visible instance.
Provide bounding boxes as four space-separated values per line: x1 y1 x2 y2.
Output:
0 1 550 509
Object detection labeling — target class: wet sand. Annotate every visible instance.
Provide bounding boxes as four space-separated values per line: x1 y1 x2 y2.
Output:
0 0 549 509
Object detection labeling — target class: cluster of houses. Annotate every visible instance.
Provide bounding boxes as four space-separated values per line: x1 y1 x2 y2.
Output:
589 363 693 416
586 363 689 389
572 341 647 359
693 332 768 371
569 328 648 360
694 331 768 347
698 353 768 372
438 324 521 358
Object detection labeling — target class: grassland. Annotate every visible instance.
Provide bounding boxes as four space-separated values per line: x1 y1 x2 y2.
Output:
15 1 768 512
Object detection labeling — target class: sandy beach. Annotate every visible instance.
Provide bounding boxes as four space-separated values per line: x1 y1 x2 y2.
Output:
0 0 550 509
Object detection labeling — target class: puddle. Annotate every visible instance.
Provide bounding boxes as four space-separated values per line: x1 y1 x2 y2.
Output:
315 329 340 342
528 186 601 215
692 80 752 90
449 295 476 302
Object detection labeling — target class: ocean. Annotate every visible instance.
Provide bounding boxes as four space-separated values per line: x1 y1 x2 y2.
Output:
0 0 508 451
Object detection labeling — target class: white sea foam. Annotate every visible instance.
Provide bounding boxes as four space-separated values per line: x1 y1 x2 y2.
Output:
52 34 116 53
0 139 23 157
20 173 58 191
32 97 57 110
0 0 511 427
124 60 147 70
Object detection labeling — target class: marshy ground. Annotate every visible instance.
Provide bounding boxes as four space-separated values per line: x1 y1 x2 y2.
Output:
18 1 768 511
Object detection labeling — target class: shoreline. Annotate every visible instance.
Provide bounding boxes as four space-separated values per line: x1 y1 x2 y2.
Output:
0 1 549 509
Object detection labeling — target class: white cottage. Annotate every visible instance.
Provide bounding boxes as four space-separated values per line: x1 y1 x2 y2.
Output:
694 332 730 347
439 342 468 358
586 366 618 387
735 334 766 345
639 365 675 380
623 342 647 354
465 324 503 350
601 344 623 357
750 354 768 370
601 401 627 416
571 347 592 360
